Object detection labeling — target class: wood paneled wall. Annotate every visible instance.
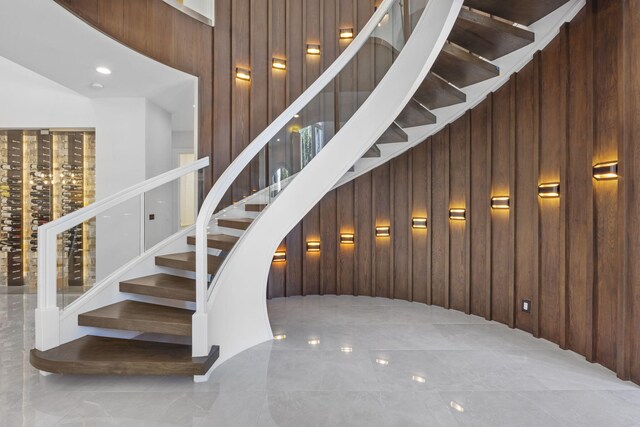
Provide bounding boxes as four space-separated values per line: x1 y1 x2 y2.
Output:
270 0 640 385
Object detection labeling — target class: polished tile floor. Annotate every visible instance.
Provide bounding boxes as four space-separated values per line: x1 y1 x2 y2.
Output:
1 293 639 426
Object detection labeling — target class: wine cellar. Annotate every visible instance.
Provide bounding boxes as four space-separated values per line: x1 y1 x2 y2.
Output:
0 129 95 287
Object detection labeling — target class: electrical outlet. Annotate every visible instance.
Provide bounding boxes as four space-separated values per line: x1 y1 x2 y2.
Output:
149 214 155 220
522 299 531 313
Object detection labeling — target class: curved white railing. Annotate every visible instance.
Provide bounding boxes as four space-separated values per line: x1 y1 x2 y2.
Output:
193 0 463 365
35 157 209 351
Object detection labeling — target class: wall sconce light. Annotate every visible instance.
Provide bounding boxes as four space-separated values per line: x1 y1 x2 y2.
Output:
306 241 320 252
340 233 355 244
339 28 355 39
491 196 510 210
273 251 286 262
235 67 251 81
449 209 466 220
593 161 619 181
538 183 560 198
306 44 321 55
412 217 428 229
375 226 390 237
272 57 287 70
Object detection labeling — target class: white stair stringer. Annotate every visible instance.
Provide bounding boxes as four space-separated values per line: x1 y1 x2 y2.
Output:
335 0 587 188
197 0 464 379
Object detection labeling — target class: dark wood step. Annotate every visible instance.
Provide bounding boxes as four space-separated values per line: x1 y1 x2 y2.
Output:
155 252 223 274
245 203 267 212
363 145 381 158
186 233 238 251
396 99 437 128
78 300 193 336
217 217 253 230
376 122 408 144
464 0 570 26
30 335 218 375
414 73 466 110
120 274 196 302
433 43 500 88
449 8 535 61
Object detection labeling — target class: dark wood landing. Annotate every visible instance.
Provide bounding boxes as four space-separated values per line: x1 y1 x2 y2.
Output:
78 300 194 336
396 99 437 128
31 336 218 375
155 251 223 274
414 73 467 110
433 43 500 88
450 8 535 61
363 145 381 158
186 233 239 251
376 122 408 144
120 273 196 302
464 0 570 26
217 217 253 230
245 203 267 212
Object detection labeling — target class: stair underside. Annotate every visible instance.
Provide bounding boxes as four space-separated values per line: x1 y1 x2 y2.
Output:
30 336 218 375
155 252 223 274
376 122 408 144
363 145 381 158
449 8 535 61
433 43 500 88
186 233 238 251
120 273 196 302
78 300 193 336
396 99 437 128
414 73 466 110
464 0 570 26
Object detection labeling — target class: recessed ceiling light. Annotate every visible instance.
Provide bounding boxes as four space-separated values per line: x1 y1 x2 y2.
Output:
96 66 111 75
308 339 320 346
340 346 353 353
375 358 389 366
90 82 104 89
273 334 286 340
450 401 465 413
412 375 426 383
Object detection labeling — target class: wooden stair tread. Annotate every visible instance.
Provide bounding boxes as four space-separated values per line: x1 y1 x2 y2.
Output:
363 145 381 158
120 273 196 302
155 251 223 274
396 99 437 128
464 0 570 26
376 122 408 144
449 8 535 61
433 43 500 88
414 73 466 110
186 233 239 251
78 300 194 336
30 335 218 375
217 217 253 230
245 203 267 212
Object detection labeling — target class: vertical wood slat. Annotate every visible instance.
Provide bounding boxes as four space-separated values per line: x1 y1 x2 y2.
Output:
337 182 355 295
431 128 450 308
320 191 338 294
411 142 431 304
373 163 392 298
393 153 411 300
355 173 374 296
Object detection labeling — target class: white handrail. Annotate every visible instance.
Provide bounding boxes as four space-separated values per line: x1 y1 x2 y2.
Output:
35 157 209 351
192 0 398 356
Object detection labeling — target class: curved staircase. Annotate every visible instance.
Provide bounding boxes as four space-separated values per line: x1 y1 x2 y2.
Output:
31 0 584 378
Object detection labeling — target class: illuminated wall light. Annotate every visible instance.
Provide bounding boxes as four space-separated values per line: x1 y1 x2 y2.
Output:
412 375 426 384
340 233 355 244
593 161 619 181
340 346 353 353
308 339 321 346
491 196 510 210
273 334 287 340
272 57 287 70
273 251 286 263
375 358 389 366
449 209 466 221
339 28 355 39
450 401 465 413
306 241 321 252
375 226 391 237
412 217 428 229
235 67 251 81
538 183 560 198
306 44 321 55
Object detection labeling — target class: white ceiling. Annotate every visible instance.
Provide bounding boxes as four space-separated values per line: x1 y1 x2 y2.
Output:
0 0 196 131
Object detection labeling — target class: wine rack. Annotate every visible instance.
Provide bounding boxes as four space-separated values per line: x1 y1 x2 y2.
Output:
0 129 95 287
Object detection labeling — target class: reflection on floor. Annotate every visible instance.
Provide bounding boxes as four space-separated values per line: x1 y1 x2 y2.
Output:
1 293 639 426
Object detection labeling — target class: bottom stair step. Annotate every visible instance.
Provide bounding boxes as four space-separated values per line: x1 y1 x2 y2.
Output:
30 335 219 376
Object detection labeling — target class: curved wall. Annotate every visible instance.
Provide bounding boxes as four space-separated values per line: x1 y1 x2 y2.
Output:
269 0 640 386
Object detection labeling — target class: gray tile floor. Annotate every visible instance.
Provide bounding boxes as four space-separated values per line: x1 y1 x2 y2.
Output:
1 293 639 426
